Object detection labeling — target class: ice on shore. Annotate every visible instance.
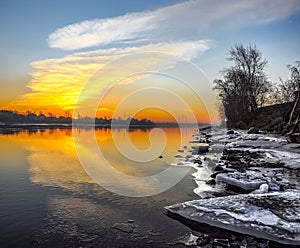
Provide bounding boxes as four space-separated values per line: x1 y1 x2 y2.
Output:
216 172 266 191
216 165 299 192
168 127 300 245
166 191 300 245
252 183 269 194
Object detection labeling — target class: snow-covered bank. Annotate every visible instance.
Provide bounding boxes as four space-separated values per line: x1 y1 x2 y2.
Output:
166 127 300 245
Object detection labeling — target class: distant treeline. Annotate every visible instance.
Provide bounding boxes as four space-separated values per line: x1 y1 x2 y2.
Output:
0 110 156 127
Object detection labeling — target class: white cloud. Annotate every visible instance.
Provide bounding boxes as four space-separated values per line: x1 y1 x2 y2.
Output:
48 13 155 50
48 0 300 50
73 40 214 60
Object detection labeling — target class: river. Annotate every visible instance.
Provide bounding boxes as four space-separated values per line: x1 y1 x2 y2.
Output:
0 127 200 247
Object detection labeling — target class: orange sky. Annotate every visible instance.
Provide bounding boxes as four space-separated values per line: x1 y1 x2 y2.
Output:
2 44 219 124
1 1 300 125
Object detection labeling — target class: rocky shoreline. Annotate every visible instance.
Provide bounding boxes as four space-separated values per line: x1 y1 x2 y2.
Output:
166 127 300 247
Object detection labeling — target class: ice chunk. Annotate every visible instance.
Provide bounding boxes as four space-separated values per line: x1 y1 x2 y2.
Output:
216 172 265 190
251 183 269 194
166 191 300 245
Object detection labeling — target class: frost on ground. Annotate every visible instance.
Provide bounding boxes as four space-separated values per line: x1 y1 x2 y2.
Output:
168 127 300 245
166 191 300 245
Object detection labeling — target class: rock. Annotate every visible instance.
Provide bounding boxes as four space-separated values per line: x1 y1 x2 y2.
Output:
194 158 202 165
227 130 235 135
174 154 184 158
210 172 222 179
247 127 260 134
206 179 216 185
214 165 225 172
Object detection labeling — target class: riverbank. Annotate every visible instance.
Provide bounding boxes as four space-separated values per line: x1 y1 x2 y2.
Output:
227 101 300 142
166 127 300 247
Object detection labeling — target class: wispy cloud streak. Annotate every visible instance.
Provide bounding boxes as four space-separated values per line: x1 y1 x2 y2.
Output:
48 0 300 50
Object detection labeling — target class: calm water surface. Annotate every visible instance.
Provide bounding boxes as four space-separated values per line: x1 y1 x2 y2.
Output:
0 127 199 247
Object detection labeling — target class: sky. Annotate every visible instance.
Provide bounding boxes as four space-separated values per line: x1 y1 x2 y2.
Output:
0 0 300 123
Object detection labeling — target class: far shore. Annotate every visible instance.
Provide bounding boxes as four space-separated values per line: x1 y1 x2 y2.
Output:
0 122 205 129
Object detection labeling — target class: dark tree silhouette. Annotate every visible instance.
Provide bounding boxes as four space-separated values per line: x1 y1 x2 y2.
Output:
213 44 270 125
0 110 155 128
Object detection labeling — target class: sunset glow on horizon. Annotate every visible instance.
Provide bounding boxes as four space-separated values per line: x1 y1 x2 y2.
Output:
1 0 300 124
4 42 217 123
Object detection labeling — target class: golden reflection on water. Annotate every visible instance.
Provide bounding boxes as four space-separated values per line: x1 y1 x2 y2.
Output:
0 128 195 193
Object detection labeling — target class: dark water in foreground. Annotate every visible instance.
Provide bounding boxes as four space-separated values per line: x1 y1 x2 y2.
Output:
0 127 199 247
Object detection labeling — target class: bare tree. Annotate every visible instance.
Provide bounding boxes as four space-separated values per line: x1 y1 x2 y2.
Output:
277 61 300 102
214 44 270 125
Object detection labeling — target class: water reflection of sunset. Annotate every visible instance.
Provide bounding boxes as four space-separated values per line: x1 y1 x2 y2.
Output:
0 128 194 194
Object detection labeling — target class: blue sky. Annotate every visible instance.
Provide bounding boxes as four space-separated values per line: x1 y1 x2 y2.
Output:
1 0 300 119
0 0 182 96
0 0 181 76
